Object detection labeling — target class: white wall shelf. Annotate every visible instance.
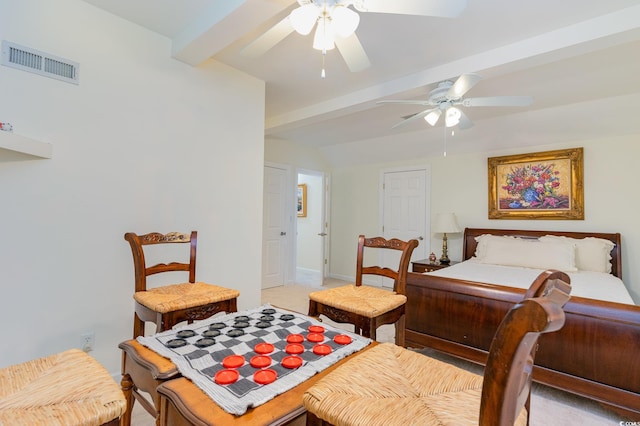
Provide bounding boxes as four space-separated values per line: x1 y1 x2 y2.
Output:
0 131 52 159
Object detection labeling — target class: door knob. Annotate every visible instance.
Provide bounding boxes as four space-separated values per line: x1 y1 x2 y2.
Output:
417 236 424 240
318 233 327 236
280 232 286 236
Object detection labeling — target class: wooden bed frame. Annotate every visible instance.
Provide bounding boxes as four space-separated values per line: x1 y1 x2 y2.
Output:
405 227 640 418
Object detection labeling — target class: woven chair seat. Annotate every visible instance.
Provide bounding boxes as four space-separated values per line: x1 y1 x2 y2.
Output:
134 282 240 314
308 285 406 318
303 343 527 426
0 349 126 426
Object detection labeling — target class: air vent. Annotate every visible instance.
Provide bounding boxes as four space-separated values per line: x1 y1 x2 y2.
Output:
1 40 79 85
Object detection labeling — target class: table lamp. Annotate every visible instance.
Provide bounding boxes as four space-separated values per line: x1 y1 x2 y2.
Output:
433 212 461 265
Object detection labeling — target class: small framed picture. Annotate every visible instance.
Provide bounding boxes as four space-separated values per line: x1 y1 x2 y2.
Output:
297 184 307 217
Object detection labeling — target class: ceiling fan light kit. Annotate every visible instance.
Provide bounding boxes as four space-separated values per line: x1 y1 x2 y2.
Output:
445 106 461 127
290 4 320 35
332 6 360 37
243 0 468 76
313 18 336 51
424 109 441 126
290 2 360 50
379 73 534 130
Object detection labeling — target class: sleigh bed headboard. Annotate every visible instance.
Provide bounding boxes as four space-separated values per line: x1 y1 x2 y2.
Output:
462 228 622 279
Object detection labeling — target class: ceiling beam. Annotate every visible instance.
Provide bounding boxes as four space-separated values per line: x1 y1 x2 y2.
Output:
171 0 295 66
265 5 640 134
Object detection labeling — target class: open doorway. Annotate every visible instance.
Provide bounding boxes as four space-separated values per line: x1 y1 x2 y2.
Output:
296 170 328 286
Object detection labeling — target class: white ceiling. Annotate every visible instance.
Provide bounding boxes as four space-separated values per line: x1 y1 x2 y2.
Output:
83 0 640 167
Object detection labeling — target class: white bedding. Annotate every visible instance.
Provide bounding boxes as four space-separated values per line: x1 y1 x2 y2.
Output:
427 258 635 305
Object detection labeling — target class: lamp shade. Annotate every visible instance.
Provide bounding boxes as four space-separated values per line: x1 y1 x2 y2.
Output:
313 17 335 50
445 107 462 127
332 6 360 38
433 213 461 234
290 4 319 35
424 109 441 126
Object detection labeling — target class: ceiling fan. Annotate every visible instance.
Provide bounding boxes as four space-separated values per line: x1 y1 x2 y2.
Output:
378 73 534 130
242 0 467 75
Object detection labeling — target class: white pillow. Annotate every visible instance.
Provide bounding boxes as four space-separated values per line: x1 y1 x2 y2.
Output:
474 234 518 260
539 235 614 273
477 236 577 272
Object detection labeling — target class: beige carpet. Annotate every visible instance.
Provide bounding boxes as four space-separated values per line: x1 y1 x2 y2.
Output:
129 277 629 425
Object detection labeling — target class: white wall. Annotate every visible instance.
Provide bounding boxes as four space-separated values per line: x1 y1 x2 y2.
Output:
329 167 381 277
265 138 331 171
0 0 265 375
329 136 640 303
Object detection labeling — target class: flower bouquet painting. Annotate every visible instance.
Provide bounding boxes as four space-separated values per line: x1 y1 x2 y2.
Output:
501 162 567 209
488 148 584 220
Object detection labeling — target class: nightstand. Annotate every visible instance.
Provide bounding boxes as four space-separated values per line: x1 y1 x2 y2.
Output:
411 259 459 273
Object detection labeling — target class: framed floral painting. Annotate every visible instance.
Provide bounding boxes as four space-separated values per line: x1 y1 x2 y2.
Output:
488 147 584 219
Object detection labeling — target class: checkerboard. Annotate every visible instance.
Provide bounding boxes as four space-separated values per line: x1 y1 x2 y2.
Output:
138 304 371 415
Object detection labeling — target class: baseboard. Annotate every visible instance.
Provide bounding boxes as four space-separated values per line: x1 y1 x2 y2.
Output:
296 267 321 274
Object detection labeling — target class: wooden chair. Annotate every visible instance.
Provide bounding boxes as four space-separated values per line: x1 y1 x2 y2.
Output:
0 349 126 425
303 270 571 426
308 235 419 346
124 231 240 338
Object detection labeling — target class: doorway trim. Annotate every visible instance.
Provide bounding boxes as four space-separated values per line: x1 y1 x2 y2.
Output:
296 168 330 285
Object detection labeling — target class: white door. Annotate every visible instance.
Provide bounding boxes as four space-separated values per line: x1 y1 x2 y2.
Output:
262 165 289 289
380 168 429 288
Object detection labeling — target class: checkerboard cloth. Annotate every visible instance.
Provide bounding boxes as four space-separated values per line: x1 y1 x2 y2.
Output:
138 304 371 415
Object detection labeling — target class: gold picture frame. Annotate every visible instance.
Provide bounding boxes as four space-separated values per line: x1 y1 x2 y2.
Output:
297 184 307 217
488 147 584 220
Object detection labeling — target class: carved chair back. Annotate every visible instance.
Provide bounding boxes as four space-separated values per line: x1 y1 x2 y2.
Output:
355 235 419 295
124 231 197 293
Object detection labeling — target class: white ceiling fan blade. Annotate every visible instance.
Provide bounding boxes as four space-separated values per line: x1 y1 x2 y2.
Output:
335 33 371 72
462 96 534 107
391 108 437 129
458 110 474 129
377 99 433 106
241 17 295 57
448 73 482 99
354 0 467 18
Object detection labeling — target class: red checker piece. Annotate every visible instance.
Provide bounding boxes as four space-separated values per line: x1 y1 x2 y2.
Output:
215 369 239 385
308 325 325 333
333 334 352 345
307 333 324 343
313 344 332 356
286 334 304 343
282 355 303 369
254 369 277 385
285 343 305 355
254 342 275 354
250 355 272 369
222 355 245 369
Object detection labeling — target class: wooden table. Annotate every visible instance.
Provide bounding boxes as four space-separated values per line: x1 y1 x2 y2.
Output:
119 339 181 426
157 342 378 426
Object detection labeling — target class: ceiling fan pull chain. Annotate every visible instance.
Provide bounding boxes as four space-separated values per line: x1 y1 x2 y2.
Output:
443 124 447 157
321 49 327 78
